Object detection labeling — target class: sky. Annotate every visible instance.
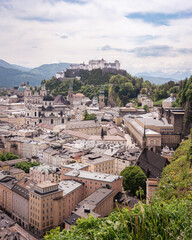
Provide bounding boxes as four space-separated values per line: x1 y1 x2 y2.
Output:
0 0 192 74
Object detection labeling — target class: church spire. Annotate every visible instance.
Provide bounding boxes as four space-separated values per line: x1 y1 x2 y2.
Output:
143 123 147 149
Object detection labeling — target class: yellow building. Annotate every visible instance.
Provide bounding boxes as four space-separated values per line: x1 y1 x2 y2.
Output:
65 120 102 135
81 154 116 175
29 182 63 237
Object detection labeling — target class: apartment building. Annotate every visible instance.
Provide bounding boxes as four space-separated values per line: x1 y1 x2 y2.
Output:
6 138 25 157
61 163 88 175
29 182 63 236
29 165 61 183
62 170 123 198
114 148 140 175
59 180 84 220
29 180 84 237
0 175 17 214
81 153 116 175
65 120 102 135
12 178 35 229
65 188 114 230
9 167 25 180
42 147 59 166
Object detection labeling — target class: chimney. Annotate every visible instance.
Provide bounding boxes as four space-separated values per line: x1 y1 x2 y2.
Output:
84 208 90 213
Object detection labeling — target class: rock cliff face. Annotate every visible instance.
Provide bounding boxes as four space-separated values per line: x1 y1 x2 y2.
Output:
107 85 123 107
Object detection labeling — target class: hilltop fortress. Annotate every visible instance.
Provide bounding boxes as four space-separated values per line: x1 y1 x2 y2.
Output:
56 59 124 79
70 59 120 71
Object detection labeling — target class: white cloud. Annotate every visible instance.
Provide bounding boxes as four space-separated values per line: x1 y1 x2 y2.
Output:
0 0 192 74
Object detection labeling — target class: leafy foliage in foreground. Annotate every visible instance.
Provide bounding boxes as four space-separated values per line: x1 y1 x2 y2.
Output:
44 199 192 240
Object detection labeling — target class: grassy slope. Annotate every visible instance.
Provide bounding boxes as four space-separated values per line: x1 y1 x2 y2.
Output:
156 139 192 200
153 98 165 106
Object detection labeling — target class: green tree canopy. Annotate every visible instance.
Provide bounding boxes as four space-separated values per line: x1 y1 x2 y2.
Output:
0 152 19 162
143 104 149 112
120 166 147 196
15 161 40 173
83 110 96 121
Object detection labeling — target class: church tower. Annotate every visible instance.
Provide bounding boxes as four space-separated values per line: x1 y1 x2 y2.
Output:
40 84 47 97
24 82 32 103
67 80 73 106
142 124 147 149
99 85 105 109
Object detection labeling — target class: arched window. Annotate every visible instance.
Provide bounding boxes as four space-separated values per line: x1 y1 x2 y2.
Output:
51 119 53 124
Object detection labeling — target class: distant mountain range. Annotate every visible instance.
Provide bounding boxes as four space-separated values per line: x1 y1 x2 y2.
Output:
136 70 192 84
0 59 71 88
0 59 191 88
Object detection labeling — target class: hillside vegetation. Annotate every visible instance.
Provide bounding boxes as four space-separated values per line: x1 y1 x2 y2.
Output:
44 137 192 240
44 71 145 106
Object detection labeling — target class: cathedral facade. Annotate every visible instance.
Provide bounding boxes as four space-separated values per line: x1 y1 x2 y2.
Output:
24 84 70 126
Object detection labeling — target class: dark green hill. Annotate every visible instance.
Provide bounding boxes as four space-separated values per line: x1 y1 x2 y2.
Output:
0 59 31 71
0 66 42 88
0 60 71 88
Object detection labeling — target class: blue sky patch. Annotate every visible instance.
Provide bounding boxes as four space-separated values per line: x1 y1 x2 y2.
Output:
20 17 54 22
126 11 192 25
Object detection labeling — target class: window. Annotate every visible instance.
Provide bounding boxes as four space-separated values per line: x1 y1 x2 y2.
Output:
51 119 53 124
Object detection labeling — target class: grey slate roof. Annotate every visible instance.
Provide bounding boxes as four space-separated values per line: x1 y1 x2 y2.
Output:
136 148 169 178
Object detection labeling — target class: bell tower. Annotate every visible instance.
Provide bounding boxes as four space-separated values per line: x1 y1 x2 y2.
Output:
99 85 105 109
67 80 73 106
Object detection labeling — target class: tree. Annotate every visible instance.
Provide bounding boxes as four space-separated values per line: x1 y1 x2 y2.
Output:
143 104 149 112
0 153 7 162
0 152 19 161
15 161 40 173
120 166 147 196
83 110 96 121
5 152 19 160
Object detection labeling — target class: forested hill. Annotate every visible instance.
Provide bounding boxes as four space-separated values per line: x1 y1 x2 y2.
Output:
44 136 192 240
43 70 146 106
43 69 183 107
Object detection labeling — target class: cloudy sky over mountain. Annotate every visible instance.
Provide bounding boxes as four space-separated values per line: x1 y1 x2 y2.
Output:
0 0 192 74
